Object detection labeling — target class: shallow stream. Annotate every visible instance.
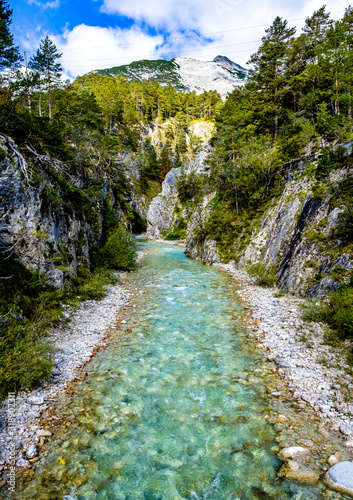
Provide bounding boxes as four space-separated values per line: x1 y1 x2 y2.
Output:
18 241 326 499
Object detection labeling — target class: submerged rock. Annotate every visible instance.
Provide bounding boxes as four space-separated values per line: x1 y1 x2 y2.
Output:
278 459 319 483
279 446 309 459
325 461 353 497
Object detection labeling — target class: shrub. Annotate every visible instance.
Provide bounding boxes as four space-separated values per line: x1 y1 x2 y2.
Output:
164 218 187 241
301 299 328 323
246 262 277 287
0 315 54 400
97 226 137 270
328 286 353 338
302 283 353 340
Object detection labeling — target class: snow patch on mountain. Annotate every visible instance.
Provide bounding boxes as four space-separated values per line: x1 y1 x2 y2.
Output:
174 56 247 98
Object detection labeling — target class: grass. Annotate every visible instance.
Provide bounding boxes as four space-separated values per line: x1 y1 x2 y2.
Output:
246 263 277 288
273 289 288 297
301 281 353 367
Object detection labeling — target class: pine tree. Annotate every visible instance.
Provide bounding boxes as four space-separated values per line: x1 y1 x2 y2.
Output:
0 0 21 68
341 6 353 120
302 6 332 64
248 16 296 138
29 36 62 119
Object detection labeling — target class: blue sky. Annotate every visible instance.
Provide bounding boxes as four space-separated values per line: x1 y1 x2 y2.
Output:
9 0 351 79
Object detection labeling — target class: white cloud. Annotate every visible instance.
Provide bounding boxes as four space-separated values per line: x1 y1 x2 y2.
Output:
98 0 351 68
27 0 60 10
51 24 164 77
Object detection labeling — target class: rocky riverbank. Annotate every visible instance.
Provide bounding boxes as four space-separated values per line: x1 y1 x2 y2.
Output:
219 262 353 436
218 261 353 496
0 272 129 489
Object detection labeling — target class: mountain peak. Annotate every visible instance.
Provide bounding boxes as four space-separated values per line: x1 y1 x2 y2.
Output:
93 56 248 99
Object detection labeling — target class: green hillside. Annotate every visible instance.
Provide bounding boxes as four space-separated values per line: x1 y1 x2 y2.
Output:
96 59 188 91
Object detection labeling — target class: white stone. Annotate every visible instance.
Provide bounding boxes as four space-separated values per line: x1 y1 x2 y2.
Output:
26 445 37 459
280 446 310 459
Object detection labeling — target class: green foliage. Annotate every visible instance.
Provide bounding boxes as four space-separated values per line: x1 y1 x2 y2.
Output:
302 279 353 341
327 285 353 338
246 263 277 287
0 317 54 400
0 0 21 69
75 268 117 300
96 226 137 270
164 218 187 240
177 171 203 203
316 146 353 180
0 255 120 400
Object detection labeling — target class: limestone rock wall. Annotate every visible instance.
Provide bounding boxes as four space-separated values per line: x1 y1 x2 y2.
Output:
0 136 102 288
147 168 181 239
238 163 353 296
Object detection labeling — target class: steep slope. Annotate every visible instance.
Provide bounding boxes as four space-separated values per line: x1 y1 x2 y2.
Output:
94 56 247 98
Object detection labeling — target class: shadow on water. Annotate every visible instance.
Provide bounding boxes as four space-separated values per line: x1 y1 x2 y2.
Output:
18 241 326 499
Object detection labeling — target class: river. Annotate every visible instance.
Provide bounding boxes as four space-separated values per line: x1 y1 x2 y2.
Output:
18 240 325 499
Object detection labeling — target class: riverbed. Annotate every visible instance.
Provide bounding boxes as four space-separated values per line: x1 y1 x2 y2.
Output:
16 241 349 499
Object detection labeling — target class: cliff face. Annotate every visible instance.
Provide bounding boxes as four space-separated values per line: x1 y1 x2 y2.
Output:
147 168 181 239
0 136 100 287
240 159 353 296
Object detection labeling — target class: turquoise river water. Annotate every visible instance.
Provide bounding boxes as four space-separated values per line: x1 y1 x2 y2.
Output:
18 241 325 499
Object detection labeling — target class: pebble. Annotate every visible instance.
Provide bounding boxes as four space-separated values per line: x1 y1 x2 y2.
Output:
26 445 37 459
279 446 310 459
328 455 339 466
16 458 31 469
36 429 52 437
28 396 44 405
345 440 353 448
278 460 320 483
340 424 353 436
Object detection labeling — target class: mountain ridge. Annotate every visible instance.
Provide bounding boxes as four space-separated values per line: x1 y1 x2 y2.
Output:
93 55 248 98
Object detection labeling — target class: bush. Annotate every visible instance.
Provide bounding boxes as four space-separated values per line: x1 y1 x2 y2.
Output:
301 299 328 323
328 286 353 338
0 315 54 400
246 262 277 287
97 226 137 270
164 218 187 240
302 284 353 340
76 268 117 300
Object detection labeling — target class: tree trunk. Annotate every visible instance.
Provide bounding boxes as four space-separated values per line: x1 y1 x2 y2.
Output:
335 76 339 116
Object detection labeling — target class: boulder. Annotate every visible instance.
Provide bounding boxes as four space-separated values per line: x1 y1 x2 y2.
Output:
325 461 353 497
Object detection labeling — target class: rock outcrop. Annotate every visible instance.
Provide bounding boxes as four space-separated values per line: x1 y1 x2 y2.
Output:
238 157 353 296
147 168 181 239
0 135 139 288
0 136 96 287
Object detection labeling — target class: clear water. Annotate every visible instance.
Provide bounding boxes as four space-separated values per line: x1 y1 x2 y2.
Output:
19 241 323 499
